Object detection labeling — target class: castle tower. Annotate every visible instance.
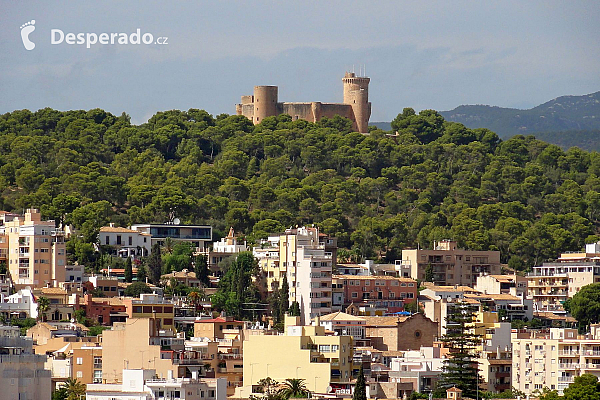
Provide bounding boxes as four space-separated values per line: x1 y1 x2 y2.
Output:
253 86 278 124
342 72 371 133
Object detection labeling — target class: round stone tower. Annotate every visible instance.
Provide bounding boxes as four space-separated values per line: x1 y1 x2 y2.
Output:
253 86 278 124
342 72 371 133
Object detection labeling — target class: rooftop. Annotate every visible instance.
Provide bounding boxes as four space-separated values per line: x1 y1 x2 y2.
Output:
319 312 366 322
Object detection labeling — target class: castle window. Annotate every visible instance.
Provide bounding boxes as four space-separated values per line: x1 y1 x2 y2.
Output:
354 100 355 103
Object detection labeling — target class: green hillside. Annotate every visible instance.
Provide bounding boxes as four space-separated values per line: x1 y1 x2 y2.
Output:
440 91 600 139
2 107 600 272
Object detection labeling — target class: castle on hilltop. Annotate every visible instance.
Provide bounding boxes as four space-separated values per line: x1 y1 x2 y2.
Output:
236 72 371 133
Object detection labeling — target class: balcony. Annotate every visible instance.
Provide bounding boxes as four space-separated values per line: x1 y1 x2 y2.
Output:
559 351 580 356
558 376 574 383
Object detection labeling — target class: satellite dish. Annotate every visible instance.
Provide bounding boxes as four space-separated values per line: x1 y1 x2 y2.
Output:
173 218 181 225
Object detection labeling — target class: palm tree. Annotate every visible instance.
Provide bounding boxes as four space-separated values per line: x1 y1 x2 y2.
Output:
63 377 86 400
163 237 174 254
37 296 49 322
279 378 310 399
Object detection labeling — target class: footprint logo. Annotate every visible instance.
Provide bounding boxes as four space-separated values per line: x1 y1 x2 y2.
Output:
20 20 36 50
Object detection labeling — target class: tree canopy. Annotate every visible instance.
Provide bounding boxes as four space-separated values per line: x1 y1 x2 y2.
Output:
564 283 600 330
2 107 600 268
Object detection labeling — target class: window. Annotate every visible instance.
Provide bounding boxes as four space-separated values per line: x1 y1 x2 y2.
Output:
209 390 215 398
93 370 102 383
116 235 121 245
105 236 109 245
77 371 83 378
352 293 358 298
76 357 83 365
319 345 331 352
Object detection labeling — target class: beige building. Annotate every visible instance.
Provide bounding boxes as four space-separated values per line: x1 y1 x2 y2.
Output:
401 240 501 287
4 208 66 289
236 72 371 133
102 317 205 384
193 317 244 395
512 325 600 395
235 315 353 397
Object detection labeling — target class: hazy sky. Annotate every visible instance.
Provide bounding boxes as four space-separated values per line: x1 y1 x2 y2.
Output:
1 1 599 124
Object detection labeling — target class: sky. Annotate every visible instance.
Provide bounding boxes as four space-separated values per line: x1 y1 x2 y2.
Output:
1 1 599 124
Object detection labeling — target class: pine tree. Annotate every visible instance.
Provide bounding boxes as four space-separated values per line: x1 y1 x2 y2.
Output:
124 257 133 283
436 301 483 399
353 364 367 400
148 243 163 285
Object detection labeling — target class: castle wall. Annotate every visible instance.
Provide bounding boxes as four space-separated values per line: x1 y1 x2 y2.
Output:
236 73 370 132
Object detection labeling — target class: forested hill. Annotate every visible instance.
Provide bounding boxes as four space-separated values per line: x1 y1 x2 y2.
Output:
2 107 600 272
440 91 600 139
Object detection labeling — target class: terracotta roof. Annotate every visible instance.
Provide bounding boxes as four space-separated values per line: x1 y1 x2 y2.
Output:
422 284 481 293
333 274 416 282
100 226 139 233
319 311 366 322
488 275 516 282
161 270 198 279
40 288 68 295
362 316 410 326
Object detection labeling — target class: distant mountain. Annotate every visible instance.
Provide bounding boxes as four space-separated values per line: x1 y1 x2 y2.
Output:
371 122 391 131
440 91 600 139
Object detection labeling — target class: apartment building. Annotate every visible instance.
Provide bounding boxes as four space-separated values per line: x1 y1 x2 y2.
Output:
0 325 52 400
102 317 206 384
332 275 417 313
475 274 528 297
193 317 244 395
86 368 227 400
235 315 353 397
123 294 176 331
400 240 501 287
389 347 445 394
512 325 600 395
3 208 66 289
473 311 513 393
130 223 213 253
254 226 336 324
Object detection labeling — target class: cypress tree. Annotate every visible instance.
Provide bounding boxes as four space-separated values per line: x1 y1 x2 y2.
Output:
148 243 163 285
353 364 367 400
279 274 289 318
436 301 483 399
124 257 133 283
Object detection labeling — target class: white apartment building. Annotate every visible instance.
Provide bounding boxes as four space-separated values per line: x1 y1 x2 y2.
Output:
86 368 227 400
99 224 151 258
254 226 335 325
512 325 600 395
